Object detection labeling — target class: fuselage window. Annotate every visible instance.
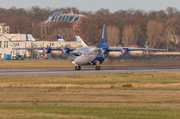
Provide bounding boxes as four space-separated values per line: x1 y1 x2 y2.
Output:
71 52 82 56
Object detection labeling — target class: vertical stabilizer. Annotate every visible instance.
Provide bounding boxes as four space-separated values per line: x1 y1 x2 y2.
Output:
76 36 88 47
97 24 109 49
27 34 36 41
57 34 65 41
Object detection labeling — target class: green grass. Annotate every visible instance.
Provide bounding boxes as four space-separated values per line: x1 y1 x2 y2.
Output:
0 89 180 103
0 71 180 118
0 104 180 119
1 71 180 90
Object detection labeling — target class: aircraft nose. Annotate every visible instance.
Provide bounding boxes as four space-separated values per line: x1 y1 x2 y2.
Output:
70 55 76 61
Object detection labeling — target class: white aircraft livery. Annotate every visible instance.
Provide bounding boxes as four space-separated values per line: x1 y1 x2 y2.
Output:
14 24 165 70
27 34 36 41
76 35 88 47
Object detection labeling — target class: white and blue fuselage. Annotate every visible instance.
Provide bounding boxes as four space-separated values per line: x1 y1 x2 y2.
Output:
70 47 104 66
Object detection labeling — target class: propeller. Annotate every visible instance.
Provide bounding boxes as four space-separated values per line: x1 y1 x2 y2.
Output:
43 46 51 59
120 43 129 61
120 50 125 61
100 48 108 59
57 49 65 59
120 43 125 61
58 46 70 59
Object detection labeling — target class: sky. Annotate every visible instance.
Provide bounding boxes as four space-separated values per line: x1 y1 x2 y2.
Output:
1 0 180 13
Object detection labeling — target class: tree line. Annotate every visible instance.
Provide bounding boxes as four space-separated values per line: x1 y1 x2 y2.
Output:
78 7 180 51
0 6 180 51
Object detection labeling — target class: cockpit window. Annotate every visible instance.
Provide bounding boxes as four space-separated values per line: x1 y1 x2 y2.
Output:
71 51 82 56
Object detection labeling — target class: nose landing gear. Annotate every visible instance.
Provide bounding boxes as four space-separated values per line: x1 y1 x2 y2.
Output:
75 65 81 70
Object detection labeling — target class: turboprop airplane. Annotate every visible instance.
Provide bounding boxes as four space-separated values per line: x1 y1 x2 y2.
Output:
75 35 145 60
13 24 165 70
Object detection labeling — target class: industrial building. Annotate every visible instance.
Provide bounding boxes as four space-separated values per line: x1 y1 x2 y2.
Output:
0 23 81 59
41 11 86 40
42 11 85 24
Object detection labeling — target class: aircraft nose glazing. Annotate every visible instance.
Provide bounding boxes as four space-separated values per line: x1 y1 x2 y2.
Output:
70 55 76 61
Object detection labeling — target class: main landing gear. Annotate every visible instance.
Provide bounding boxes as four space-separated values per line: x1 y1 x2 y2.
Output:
75 65 81 70
95 66 101 70
95 60 101 70
75 65 101 70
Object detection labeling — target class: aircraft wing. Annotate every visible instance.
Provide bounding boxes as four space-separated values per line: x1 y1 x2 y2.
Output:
108 47 165 51
50 47 77 51
13 47 44 50
13 47 77 51
94 47 165 52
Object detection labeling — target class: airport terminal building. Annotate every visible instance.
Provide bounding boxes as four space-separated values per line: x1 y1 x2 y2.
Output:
0 23 81 59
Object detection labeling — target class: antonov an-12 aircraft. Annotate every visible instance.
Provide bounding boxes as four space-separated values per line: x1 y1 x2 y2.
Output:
14 24 165 70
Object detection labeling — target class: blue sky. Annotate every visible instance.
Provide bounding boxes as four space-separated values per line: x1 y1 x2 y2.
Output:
1 0 180 12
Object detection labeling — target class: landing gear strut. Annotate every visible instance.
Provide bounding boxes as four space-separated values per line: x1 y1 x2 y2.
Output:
75 65 81 70
95 66 101 70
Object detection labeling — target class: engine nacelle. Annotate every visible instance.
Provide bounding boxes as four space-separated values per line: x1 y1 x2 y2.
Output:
62 49 66 53
100 49 105 54
121 50 124 54
43 48 51 53
121 48 129 55
47 49 51 53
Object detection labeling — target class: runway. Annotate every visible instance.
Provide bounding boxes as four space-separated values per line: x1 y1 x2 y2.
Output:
0 66 180 76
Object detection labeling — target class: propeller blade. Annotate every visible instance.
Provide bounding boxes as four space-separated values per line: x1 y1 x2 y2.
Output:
120 53 124 61
45 53 51 59
103 53 108 59
58 53 63 59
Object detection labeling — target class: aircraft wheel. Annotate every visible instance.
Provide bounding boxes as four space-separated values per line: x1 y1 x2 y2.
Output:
75 66 81 70
95 66 101 70
75 66 78 70
78 66 81 70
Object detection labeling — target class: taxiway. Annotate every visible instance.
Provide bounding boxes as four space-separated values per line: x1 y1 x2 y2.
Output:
0 66 180 76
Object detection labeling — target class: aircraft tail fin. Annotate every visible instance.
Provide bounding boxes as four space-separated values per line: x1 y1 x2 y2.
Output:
97 23 109 49
76 36 88 47
57 34 65 41
27 34 36 41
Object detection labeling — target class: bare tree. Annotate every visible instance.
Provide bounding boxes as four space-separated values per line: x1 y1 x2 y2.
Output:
122 24 134 46
133 24 141 44
107 25 120 46
49 27 75 41
164 18 179 51
95 8 111 16
146 20 163 48
165 7 179 17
